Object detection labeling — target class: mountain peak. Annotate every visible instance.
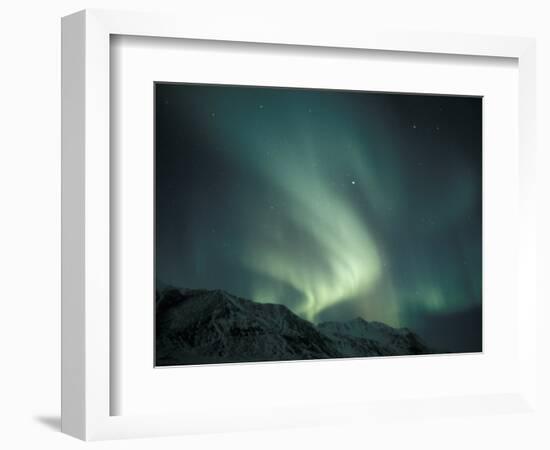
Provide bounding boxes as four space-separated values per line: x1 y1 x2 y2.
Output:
156 287 433 366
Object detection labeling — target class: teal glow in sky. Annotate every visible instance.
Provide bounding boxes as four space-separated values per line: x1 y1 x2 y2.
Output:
155 83 482 352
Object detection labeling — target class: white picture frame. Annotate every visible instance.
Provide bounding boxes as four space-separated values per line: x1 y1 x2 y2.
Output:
61 9 537 441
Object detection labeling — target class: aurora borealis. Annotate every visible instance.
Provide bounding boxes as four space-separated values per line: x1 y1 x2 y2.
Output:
155 83 482 353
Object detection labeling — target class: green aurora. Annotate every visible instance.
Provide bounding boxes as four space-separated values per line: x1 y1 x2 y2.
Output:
155 83 482 352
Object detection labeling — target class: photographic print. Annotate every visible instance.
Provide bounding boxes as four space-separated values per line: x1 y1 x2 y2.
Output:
154 83 482 366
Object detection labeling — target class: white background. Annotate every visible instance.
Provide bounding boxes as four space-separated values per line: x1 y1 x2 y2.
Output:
0 1 548 449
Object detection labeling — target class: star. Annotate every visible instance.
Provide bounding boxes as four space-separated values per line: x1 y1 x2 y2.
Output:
210 112 216 118
259 104 264 109
412 123 417 129
351 180 356 185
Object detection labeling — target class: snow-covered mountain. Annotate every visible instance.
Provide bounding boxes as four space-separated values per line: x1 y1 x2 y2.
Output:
155 287 432 366
318 318 430 357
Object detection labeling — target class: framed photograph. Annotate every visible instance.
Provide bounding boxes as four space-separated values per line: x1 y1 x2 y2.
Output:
62 9 537 440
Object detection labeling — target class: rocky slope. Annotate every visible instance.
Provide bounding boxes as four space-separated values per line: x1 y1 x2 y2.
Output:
156 287 432 366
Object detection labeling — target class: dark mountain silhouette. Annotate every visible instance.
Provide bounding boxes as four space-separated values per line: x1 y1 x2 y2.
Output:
155 287 433 366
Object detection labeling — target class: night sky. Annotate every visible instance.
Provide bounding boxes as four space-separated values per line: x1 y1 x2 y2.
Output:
155 83 482 353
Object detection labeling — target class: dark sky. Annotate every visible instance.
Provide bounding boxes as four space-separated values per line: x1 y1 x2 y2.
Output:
155 83 482 353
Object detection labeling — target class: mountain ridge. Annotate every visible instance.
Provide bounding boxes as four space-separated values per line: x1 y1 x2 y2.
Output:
155 286 433 366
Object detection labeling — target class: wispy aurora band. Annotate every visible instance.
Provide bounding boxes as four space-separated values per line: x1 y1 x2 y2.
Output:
241 134 394 323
